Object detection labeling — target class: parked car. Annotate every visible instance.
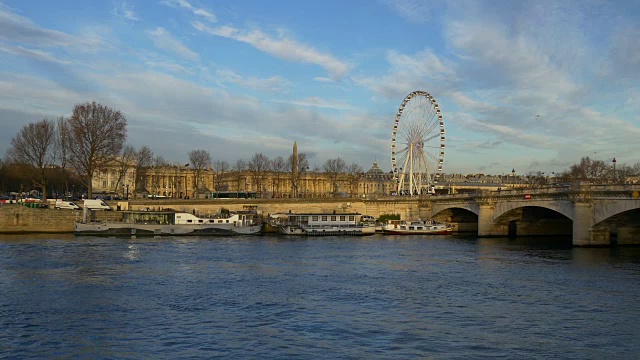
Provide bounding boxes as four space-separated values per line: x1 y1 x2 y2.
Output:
361 215 376 223
83 199 112 211
55 200 81 210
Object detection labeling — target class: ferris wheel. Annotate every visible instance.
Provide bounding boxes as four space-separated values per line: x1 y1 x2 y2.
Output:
390 90 446 195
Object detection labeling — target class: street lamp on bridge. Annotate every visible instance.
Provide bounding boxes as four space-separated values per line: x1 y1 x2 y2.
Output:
612 157 617 183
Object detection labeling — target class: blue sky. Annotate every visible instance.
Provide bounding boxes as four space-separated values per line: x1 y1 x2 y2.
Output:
1 0 639 175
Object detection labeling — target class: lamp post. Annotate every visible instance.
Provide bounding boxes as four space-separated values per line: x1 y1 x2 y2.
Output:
125 184 129 200
612 157 617 183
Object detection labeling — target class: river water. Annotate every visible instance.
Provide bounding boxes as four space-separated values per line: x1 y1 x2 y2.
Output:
1 234 639 359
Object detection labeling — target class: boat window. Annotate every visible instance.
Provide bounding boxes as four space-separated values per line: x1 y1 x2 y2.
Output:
312 216 318 221
187 220 192 223
302 216 308 221
331 216 336 221
198 220 203 223
349 216 354 221
340 216 345 221
322 216 327 221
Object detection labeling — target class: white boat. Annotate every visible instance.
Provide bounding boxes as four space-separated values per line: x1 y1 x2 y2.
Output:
75 209 262 236
270 212 376 236
383 219 453 235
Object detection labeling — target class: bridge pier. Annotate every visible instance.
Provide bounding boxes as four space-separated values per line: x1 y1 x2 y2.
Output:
478 203 501 236
572 201 609 246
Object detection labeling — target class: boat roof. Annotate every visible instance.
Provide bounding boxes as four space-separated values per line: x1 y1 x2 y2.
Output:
272 212 362 217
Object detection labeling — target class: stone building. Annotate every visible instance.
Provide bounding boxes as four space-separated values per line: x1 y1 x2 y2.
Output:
92 159 396 199
92 164 215 199
91 141 400 198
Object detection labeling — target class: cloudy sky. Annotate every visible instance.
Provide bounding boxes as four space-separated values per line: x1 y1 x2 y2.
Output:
1 0 639 175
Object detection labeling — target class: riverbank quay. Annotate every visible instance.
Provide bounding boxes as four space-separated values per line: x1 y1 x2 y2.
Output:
0 204 121 233
0 198 416 234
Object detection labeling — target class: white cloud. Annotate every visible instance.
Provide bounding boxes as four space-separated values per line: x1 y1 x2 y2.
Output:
0 72 87 115
145 60 194 75
146 27 199 61
113 2 139 21
161 0 216 22
272 97 355 111
193 22 349 80
352 48 456 99
0 4 103 49
215 69 292 92
313 77 333 83
0 44 71 64
383 0 441 24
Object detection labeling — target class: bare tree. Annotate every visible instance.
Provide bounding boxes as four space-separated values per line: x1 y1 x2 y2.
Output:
134 145 154 197
288 152 309 198
345 163 364 196
248 152 270 197
67 102 127 198
310 165 322 198
212 160 230 192
113 145 136 196
151 155 168 196
525 171 549 188
9 119 57 200
270 156 287 197
323 157 346 196
561 156 609 184
615 163 634 183
188 149 211 199
54 117 72 197
232 159 247 195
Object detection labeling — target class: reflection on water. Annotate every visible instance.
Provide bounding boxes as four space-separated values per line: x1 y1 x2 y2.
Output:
1 234 639 359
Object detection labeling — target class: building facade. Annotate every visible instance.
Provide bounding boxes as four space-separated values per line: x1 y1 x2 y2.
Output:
92 160 395 199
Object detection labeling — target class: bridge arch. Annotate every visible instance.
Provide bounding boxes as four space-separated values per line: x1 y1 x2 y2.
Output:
491 200 574 223
431 203 479 217
593 199 640 225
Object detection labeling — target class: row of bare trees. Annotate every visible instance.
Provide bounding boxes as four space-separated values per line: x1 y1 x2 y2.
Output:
2 99 364 199
8 102 635 201
522 157 640 187
4 102 126 200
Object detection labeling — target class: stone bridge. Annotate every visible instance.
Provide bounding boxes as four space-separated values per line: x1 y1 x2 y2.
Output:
422 182 640 246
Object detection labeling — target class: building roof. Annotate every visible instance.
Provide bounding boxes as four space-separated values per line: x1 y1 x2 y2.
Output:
366 160 385 175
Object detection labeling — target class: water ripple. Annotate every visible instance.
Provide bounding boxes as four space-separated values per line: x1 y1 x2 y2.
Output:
1 235 640 358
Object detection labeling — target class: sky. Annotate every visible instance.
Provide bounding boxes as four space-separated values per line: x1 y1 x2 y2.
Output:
1 0 639 175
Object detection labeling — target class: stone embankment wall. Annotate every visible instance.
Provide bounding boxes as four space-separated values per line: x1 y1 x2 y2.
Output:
0 198 420 234
0 205 120 233
125 198 418 219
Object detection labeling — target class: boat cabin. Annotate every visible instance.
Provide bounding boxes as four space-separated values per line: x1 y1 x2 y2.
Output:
272 212 362 227
121 210 258 226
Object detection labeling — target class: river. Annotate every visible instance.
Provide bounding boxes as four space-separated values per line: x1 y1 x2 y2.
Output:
1 234 639 359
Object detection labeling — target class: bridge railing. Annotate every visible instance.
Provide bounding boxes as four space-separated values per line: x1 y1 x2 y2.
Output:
425 182 640 201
